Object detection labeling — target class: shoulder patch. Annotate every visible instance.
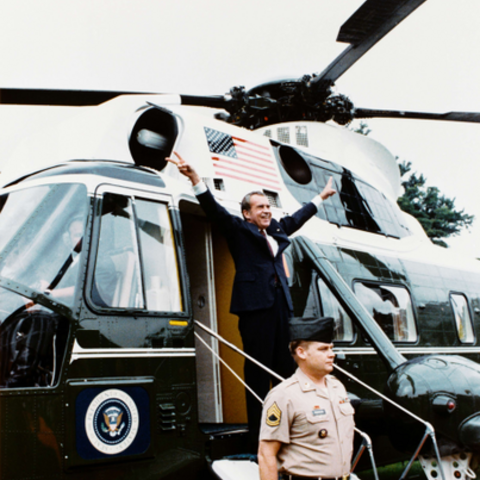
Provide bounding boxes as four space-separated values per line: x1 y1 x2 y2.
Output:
266 402 282 427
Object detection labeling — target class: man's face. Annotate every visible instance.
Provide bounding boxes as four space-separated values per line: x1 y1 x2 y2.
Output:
243 194 272 230
301 341 335 376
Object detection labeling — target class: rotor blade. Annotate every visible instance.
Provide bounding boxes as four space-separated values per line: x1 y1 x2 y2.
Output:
0 87 139 105
180 94 229 110
313 0 428 87
354 108 480 123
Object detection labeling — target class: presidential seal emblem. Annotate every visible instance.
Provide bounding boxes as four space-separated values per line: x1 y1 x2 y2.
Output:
85 389 139 455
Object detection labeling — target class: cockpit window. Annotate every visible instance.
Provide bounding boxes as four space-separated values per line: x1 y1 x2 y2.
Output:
0 183 88 308
354 281 417 342
91 192 183 312
0 184 84 389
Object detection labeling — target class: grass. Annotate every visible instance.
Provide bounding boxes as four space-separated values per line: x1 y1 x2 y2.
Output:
356 461 425 480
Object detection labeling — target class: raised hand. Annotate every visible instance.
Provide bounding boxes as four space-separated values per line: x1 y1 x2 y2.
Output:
320 176 337 200
166 152 201 186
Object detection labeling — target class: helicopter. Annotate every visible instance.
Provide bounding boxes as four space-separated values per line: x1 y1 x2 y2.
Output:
2 0 480 479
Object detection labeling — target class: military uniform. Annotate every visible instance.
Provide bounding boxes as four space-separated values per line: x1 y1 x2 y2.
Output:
260 367 355 478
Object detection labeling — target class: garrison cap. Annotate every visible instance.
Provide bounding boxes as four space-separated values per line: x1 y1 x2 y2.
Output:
289 316 334 343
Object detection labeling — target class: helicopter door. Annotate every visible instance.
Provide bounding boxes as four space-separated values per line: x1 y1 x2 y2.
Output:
180 201 247 425
180 206 223 423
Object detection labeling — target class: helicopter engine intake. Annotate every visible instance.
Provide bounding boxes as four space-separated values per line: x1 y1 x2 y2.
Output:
128 106 178 171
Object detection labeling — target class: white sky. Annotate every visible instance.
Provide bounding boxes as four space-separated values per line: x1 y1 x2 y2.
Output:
1 0 480 256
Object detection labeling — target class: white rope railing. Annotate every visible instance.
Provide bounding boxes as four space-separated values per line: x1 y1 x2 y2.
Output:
194 330 263 404
194 320 284 382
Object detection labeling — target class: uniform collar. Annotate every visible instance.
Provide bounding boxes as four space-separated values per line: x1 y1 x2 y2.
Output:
295 368 336 397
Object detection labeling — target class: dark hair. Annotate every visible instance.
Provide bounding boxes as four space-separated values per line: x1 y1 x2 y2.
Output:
241 191 266 218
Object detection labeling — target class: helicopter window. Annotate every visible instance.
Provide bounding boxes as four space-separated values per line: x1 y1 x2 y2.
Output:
353 282 417 342
92 192 183 313
450 293 474 344
291 270 321 319
274 143 411 238
277 127 291 144
295 126 309 147
93 193 144 309
287 254 354 342
0 183 88 308
214 178 225 191
317 277 354 343
0 188 50 253
263 190 281 208
134 197 183 312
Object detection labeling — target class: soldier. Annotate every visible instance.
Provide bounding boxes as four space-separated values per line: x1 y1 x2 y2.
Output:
258 316 355 480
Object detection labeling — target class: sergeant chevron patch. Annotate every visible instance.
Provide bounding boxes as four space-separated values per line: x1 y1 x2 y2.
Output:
266 402 282 426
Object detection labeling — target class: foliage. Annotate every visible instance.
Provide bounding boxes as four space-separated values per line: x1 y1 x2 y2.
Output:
397 160 474 247
358 460 424 480
350 121 371 136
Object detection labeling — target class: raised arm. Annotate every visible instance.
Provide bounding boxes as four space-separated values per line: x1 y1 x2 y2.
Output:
278 175 336 235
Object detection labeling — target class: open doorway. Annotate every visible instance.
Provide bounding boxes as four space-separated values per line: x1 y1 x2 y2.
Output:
179 202 247 425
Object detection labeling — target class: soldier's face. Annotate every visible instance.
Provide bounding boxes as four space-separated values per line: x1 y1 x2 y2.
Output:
302 341 335 376
243 194 272 230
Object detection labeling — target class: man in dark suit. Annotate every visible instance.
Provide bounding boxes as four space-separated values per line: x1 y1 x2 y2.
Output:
168 152 336 445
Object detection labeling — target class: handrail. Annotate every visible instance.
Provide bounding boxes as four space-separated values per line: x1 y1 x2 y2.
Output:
194 329 263 404
352 428 379 480
194 320 284 382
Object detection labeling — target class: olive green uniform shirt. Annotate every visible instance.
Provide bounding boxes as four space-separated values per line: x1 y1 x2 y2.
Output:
259 368 355 477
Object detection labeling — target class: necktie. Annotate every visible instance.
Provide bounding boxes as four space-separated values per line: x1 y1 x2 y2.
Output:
260 230 274 257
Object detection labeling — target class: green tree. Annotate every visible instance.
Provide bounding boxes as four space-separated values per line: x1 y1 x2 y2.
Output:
397 160 474 247
350 120 371 136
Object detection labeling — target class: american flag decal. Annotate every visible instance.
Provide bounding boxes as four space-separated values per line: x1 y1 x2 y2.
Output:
204 127 282 190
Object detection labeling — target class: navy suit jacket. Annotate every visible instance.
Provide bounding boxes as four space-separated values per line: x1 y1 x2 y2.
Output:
197 189 318 315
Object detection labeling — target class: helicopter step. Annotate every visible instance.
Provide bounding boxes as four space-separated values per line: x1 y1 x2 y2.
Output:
211 458 259 480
